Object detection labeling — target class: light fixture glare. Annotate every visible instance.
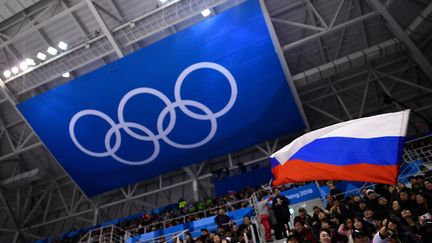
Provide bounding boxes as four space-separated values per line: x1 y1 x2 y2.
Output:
58 41 68 50
19 61 28 71
201 8 211 17
25 58 35 66
37 52 47 60
47 47 58 55
3 70 11 78
11 66 19 74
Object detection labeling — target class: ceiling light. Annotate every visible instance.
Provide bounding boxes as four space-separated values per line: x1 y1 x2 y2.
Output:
62 72 70 78
25 58 35 66
201 9 211 17
159 0 168 3
11 66 19 74
37 52 47 60
47 47 58 55
58 41 68 50
3 70 11 78
19 61 28 71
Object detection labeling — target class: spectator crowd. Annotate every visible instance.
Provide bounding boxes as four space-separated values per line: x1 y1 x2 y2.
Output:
178 174 432 243
258 174 432 243
54 173 432 243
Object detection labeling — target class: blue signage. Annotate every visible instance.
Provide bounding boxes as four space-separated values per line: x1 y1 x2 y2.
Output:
280 183 321 205
18 0 305 196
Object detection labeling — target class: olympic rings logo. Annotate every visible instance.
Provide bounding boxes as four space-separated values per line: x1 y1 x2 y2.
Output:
69 62 237 166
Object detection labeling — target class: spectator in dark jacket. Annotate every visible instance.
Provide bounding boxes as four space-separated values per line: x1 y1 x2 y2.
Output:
272 188 291 239
214 209 231 231
293 220 316 243
328 183 344 201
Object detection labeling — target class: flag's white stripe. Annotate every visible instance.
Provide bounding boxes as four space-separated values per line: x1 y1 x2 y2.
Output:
271 110 410 166
320 110 409 139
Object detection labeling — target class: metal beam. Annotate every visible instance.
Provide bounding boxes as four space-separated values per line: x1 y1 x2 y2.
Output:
305 104 344 122
0 188 18 229
260 0 310 130
282 11 378 51
375 71 432 94
271 18 325 32
329 0 346 28
367 0 432 80
85 0 124 58
305 0 328 28
0 2 87 51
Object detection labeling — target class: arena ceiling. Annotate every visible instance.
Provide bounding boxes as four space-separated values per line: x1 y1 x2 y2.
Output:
0 0 431 241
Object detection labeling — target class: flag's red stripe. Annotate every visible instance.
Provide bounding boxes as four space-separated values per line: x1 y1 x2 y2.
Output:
272 159 398 186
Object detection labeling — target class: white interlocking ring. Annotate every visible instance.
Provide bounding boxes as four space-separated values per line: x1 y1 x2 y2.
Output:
157 99 217 149
174 62 237 120
69 62 238 166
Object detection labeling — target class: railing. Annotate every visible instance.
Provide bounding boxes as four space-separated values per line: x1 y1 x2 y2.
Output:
249 193 266 243
403 136 432 164
127 218 260 243
77 224 126 243
127 198 250 234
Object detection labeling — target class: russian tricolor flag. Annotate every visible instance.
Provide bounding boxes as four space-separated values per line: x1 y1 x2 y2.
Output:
271 110 410 186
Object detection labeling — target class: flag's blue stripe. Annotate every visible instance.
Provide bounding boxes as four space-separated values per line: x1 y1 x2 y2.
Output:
285 136 405 166
270 157 280 168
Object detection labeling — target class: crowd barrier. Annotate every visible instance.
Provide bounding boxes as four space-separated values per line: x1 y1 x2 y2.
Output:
126 207 253 243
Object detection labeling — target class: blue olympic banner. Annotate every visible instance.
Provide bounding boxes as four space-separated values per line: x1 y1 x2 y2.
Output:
280 183 321 205
18 0 305 196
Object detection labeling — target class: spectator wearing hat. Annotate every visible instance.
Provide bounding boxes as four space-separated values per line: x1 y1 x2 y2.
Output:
365 189 378 210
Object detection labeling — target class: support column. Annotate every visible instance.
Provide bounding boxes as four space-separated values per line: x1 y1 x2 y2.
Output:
192 179 199 202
